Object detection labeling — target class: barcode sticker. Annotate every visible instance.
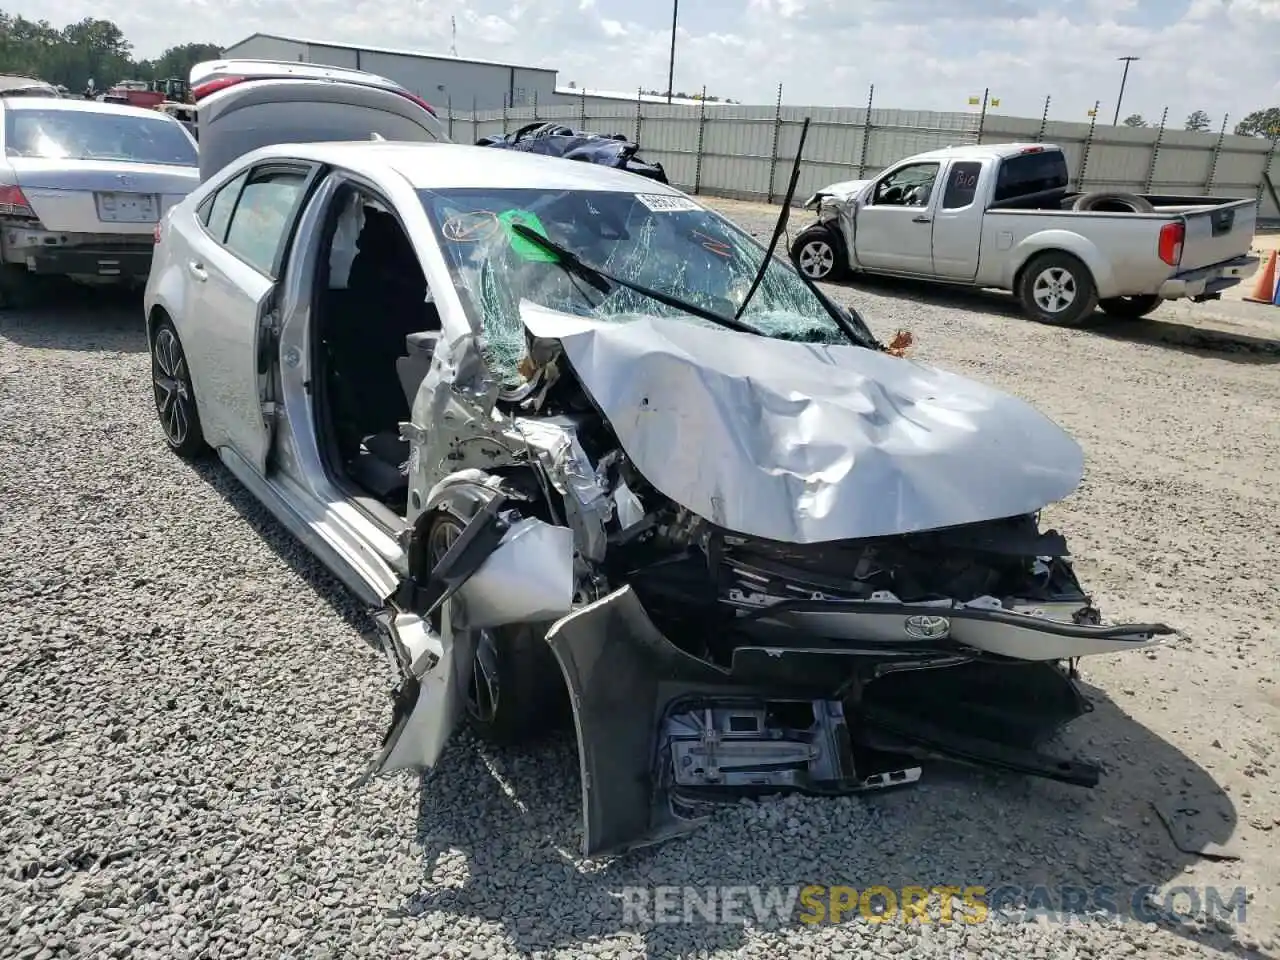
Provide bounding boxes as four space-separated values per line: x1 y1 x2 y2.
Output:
635 193 701 213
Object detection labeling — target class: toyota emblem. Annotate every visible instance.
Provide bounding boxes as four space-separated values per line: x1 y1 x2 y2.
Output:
903 614 950 641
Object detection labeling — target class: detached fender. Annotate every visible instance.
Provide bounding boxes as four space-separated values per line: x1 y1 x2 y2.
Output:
1003 230 1117 299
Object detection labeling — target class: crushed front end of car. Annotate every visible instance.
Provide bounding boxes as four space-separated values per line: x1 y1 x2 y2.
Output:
384 303 1175 856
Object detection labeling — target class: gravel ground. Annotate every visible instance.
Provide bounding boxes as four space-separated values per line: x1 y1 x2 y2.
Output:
3 208 1279 960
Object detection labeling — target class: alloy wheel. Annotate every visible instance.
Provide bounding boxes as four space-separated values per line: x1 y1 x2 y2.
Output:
1031 266 1078 315
797 239 836 278
152 327 194 448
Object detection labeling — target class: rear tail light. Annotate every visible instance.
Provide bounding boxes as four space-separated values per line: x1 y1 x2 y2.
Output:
1158 221 1185 267
0 184 35 218
191 74 245 101
395 89 438 117
153 221 164 244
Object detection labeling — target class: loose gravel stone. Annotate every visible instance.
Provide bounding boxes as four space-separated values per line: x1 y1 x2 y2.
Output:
2 219 1278 960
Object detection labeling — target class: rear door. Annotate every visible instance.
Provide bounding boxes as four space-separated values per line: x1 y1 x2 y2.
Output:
930 159 987 280
194 70 447 183
181 159 320 474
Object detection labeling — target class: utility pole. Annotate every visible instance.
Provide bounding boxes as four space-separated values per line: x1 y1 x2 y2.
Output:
667 0 679 103
1113 56 1139 126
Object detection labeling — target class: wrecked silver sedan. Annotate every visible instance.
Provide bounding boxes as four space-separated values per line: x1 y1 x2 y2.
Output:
144 141 1173 856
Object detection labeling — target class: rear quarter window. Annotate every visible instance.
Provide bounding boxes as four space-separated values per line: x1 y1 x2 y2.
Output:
993 152 1069 203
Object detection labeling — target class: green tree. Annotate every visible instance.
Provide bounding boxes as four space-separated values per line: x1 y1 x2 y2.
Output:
1123 114 1147 127
1235 107 1280 138
137 42 224 83
0 11 220 92
1184 109 1211 132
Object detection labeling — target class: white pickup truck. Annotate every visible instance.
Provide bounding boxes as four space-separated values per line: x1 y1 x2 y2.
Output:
789 142 1260 327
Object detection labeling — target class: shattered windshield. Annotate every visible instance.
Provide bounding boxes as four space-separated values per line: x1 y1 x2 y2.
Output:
418 187 848 383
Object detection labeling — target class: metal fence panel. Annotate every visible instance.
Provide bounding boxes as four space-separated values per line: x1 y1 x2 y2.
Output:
443 95 1279 219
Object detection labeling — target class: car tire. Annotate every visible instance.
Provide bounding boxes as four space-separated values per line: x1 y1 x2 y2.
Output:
1071 191 1156 214
150 317 209 460
1098 294 1161 320
1016 252 1099 327
423 503 567 746
790 226 847 281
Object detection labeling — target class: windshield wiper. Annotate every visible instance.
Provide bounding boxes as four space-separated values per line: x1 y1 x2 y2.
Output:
507 222 764 337
731 116 880 351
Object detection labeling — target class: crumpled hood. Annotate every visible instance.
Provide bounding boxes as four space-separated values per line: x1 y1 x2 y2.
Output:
804 178 869 207
520 302 1084 544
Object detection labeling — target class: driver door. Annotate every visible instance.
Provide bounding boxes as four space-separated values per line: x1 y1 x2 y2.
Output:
853 161 941 274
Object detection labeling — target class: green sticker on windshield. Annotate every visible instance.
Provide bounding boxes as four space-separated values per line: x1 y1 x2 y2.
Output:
498 209 558 262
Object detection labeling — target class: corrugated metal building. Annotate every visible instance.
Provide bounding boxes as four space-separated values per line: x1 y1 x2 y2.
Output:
221 33 558 112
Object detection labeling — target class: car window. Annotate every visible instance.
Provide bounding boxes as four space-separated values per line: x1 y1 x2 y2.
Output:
198 171 248 243
942 161 982 209
223 169 308 276
993 151 1069 202
870 163 939 207
2 107 196 166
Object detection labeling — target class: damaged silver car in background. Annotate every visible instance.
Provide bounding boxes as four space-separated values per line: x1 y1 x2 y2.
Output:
145 135 1174 858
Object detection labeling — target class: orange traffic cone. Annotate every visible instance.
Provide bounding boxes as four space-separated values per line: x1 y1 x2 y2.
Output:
1243 249 1278 303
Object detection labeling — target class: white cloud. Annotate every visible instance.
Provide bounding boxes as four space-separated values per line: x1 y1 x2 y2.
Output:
9 0 1279 123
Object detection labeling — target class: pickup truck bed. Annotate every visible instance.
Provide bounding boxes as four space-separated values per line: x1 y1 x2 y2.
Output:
793 143 1261 327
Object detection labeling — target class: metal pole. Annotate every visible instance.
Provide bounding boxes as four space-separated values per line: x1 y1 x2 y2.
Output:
532 88 538 121
1144 106 1168 193
694 84 708 195
635 87 642 143
976 87 989 144
1035 95 1051 143
502 94 508 135
472 96 477 144
1079 100 1100 187
666 0 678 104
1112 56 1139 126
1205 114 1230 192
766 83 784 204
856 83 874 178
447 95 454 139
580 87 586 128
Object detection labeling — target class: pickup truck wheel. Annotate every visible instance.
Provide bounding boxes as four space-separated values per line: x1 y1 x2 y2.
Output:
1017 252 1099 327
1099 294 1161 320
424 507 567 746
790 226 847 281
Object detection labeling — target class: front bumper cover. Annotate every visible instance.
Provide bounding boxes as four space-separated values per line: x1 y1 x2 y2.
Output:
548 586 1158 858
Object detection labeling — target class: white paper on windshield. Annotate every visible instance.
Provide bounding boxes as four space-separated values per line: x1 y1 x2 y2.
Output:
635 193 701 213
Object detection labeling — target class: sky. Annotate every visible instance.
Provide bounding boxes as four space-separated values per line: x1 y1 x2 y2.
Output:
12 0 1280 124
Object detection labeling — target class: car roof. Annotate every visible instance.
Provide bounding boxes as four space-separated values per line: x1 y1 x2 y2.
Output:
255 141 687 194
0 96 180 122
906 142 1064 162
